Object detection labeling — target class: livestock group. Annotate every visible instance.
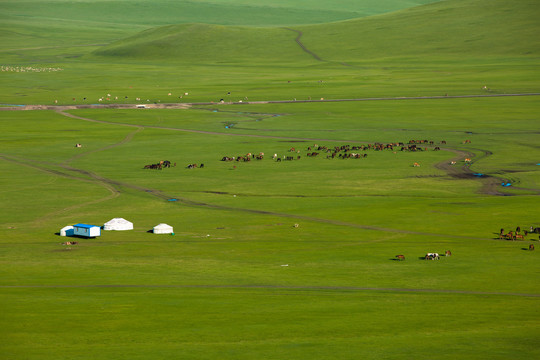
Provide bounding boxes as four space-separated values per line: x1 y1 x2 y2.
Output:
221 152 265 162
143 160 174 170
144 139 455 173
2 65 63 72
499 226 540 241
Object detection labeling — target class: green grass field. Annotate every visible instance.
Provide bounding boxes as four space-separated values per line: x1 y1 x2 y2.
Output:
1 0 539 359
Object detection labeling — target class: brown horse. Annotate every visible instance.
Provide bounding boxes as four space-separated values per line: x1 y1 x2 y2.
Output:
529 244 535 251
445 250 452 256
395 255 405 261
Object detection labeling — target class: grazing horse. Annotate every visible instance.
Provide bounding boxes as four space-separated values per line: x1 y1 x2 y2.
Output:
395 255 405 261
445 250 452 256
425 253 439 260
505 231 515 240
529 244 535 251
514 234 524 240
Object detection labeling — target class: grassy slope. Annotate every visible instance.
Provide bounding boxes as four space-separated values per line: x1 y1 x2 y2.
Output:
1 0 540 359
0 0 443 52
93 0 540 62
2 0 537 105
93 24 310 63
300 0 540 60
0 0 441 28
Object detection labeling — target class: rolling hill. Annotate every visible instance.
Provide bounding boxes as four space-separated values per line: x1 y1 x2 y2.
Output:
92 0 540 64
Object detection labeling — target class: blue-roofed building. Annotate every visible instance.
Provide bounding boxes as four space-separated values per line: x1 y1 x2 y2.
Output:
73 223 101 237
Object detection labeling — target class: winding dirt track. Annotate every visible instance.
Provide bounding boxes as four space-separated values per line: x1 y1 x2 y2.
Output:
1 283 538 297
284 28 324 61
3 97 539 297
2 93 540 111
3 108 532 240
3 95 538 235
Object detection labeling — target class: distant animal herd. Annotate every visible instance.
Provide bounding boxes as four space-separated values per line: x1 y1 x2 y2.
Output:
127 139 538 259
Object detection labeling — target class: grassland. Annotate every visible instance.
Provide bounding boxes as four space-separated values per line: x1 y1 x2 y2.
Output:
1 0 539 359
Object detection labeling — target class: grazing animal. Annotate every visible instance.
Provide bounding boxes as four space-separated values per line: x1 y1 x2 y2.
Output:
515 234 524 240
445 250 452 256
395 255 405 261
425 253 439 260
529 244 535 251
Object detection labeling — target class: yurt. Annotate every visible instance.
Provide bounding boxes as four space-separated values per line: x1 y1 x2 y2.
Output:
153 223 173 234
104 218 133 231
60 225 74 237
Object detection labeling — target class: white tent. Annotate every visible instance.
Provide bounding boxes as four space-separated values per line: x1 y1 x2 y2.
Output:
60 225 74 237
153 223 173 234
104 218 133 231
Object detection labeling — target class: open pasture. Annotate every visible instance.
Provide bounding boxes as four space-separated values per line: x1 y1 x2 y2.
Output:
1 95 539 359
1 0 540 358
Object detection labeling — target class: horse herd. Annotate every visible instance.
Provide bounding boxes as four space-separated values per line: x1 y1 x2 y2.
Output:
395 226 538 261
143 160 173 170
394 250 452 261
142 140 450 172
221 152 265 162
499 226 540 241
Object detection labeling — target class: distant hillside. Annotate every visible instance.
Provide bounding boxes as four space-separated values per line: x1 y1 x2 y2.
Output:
1 0 442 28
92 24 314 64
299 0 540 62
92 0 540 64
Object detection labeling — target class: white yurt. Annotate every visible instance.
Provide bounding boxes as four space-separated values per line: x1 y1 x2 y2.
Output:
104 218 133 231
60 225 74 237
153 223 174 234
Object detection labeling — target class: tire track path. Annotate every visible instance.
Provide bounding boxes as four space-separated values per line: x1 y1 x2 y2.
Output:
284 28 324 61
1 283 538 298
2 93 540 111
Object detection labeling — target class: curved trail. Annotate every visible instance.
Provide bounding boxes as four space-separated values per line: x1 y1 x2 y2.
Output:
1 125 143 223
2 93 540 111
62 125 144 166
1 150 493 240
3 110 521 240
4 101 536 237
284 28 324 61
57 110 538 195
0 283 538 297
